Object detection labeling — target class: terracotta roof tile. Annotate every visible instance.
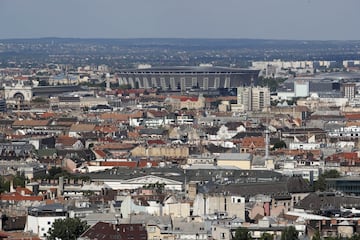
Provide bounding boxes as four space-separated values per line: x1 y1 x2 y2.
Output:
12 120 49 127
69 124 95 132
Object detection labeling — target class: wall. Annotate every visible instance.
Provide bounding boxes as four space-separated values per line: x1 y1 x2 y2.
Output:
217 160 251 170
25 215 66 239
131 145 189 158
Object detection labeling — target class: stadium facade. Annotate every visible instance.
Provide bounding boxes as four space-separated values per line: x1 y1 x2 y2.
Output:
116 66 260 90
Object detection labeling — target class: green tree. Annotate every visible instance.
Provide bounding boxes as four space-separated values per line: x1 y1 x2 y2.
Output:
281 226 298 240
272 140 287 150
0 176 10 193
260 233 273 240
13 172 26 188
47 217 89 240
233 227 251 240
311 230 321 240
314 170 341 191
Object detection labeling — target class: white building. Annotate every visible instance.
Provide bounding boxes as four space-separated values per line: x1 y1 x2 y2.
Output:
24 204 67 239
294 80 310 97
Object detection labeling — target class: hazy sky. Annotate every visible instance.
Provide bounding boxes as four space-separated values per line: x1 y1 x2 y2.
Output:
0 0 359 40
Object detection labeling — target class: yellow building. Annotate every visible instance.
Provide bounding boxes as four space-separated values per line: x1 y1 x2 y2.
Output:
216 153 252 169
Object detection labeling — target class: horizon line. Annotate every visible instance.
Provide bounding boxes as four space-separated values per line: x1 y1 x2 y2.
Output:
1 37 360 42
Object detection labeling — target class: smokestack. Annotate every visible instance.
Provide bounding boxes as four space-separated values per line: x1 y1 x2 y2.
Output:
57 176 64 197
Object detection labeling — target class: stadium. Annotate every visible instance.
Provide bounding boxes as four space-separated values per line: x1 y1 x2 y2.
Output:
116 66 260 90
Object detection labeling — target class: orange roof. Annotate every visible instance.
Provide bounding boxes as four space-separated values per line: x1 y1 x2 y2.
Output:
15 187 33 195
39 112 56 119
344 113 360 120
93 149 107 158
326 152 360 163
128 131 140 139
99 111 143 121
100 161 137 167
171 96 198 102
57 136 78 147
138 160 159 168
0 192 43 202
345 121 360 127
12 119 49 127
69 124 95 132
148 140 166 145
241 136 265 148
100 113 129 121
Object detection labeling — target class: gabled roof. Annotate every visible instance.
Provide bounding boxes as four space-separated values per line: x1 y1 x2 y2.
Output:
241 136 265 148
147 110 169 118
56 136 78 147
69 124 95 132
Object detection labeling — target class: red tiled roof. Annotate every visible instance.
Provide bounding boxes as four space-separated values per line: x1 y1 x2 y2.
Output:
326 152 360 163
0 192 43 202
138 160 159 168
99 112 143 121
69 124 95 132
147 139 166 145
57 136 78 147
93 149 107 158
241 136 265 148
100 161 137 167
344 113 360 120
39 112 56 119
12 119 50 127
171 96 198 102
15 187 33 195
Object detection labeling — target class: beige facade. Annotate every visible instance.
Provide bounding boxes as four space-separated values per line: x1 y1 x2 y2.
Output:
237 86 270 112
337 222 354 238
131 145 189 158
217 159 251 169
163 202 191 218
193 193 245 220
166 95 205 110
217 153 253 170
147 225 175 240
211 225 232 240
